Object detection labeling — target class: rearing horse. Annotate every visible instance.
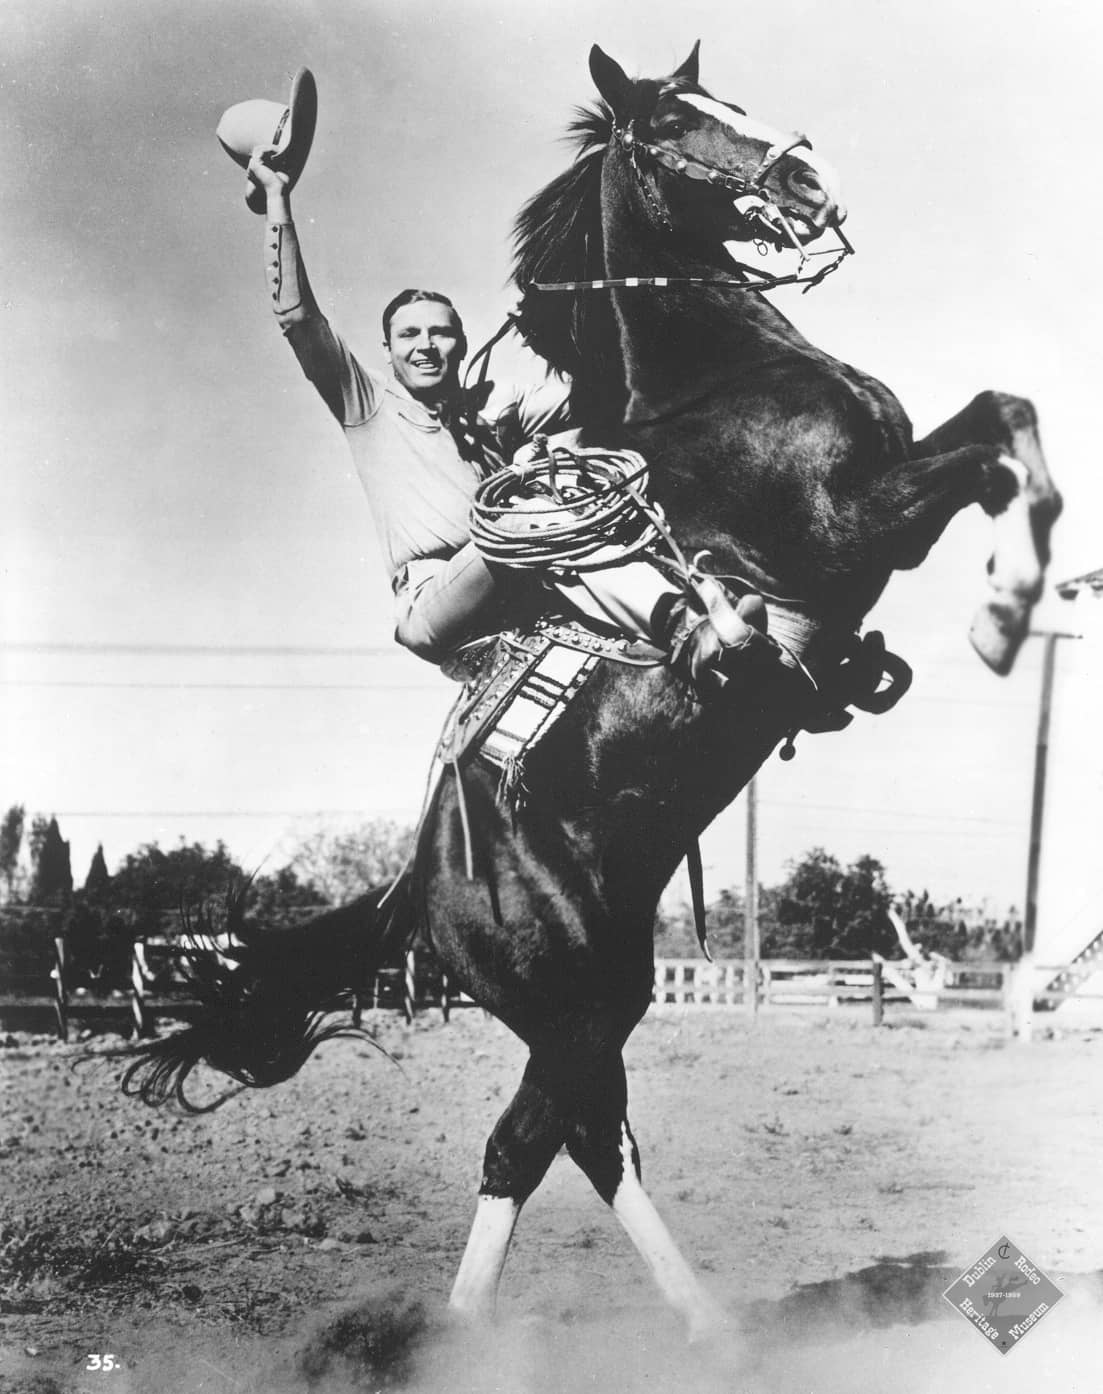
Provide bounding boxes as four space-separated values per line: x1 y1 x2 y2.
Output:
122 44 1059 1341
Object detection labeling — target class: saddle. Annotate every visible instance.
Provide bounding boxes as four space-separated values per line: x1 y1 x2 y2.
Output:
438 615 663 806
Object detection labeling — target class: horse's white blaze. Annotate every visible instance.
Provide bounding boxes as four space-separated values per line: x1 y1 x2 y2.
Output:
449 1196 521 1317
677 93 844 208
610 1126 725 1339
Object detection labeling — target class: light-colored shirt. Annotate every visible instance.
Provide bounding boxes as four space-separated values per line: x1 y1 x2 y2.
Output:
281 306 571 577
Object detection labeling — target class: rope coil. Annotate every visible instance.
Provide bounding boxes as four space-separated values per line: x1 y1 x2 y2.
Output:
469 440 667 572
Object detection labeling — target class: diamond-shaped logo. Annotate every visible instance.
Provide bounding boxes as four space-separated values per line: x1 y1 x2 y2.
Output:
943 1236 1063 1354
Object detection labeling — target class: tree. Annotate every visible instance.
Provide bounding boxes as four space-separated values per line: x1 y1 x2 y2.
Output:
767 847 841 958
248 865 329 928
29 816 73 907
287 819 414 904
84 845 110 899
834 854 895 958
108 840 247 939
766 848 896 959
0 804 24 901
656 885 745 957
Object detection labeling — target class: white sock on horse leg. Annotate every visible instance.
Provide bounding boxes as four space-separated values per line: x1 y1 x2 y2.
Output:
449 1195 522 1317
609 1129 725 1340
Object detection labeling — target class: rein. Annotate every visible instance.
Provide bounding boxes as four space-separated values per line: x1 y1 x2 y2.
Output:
529 260 846 296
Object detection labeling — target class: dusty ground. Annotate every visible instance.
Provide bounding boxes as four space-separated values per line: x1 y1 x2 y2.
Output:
1 1004 1101 1394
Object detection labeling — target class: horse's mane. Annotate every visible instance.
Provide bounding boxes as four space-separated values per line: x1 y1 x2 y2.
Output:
512 103 628 429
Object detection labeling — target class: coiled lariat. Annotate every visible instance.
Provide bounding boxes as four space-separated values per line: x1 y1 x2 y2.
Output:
469 437 681 574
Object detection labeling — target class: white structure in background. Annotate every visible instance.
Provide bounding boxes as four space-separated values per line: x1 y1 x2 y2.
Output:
1033 568 1103 1018
875 905 949 1010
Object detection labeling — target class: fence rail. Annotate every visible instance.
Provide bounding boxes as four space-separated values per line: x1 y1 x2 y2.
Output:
3 942 1101 1042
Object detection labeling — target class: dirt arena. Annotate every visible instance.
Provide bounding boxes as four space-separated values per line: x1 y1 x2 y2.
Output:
1 1004 1101 1394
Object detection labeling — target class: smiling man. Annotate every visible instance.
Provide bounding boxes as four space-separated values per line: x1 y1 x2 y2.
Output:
383 291 465 403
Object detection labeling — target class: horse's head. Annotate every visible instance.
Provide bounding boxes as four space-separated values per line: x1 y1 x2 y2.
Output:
590 42 847 258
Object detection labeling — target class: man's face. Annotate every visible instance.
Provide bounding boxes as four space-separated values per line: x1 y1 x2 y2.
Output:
385 301 465 402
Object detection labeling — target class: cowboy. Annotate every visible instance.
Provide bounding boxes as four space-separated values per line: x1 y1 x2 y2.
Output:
219 71 772 691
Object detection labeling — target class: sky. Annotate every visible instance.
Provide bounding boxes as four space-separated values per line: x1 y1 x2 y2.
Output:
3 0 1103 957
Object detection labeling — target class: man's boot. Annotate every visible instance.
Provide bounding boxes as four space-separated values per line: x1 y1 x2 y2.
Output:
661 591 779 700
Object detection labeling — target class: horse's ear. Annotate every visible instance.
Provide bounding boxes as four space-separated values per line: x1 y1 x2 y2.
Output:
589 45 633 119
672 40 701 84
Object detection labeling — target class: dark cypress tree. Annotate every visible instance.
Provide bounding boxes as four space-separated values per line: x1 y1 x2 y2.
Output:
0 804 25 901
30 817 73 906
84 844 110 900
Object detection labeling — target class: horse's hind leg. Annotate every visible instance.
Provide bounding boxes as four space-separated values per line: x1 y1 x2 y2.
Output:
449 1035 722 1339
562 1051 726 1340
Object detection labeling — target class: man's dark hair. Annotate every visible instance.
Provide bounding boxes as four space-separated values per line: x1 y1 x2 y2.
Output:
381 289 466 349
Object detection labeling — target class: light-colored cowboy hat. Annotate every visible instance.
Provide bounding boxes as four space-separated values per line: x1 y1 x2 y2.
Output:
216 67 317 213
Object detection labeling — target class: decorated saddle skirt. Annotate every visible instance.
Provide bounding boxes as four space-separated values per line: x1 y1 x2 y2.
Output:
437 617 662 803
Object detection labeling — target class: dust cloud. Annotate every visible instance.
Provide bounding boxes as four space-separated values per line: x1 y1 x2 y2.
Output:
108 1266 1101 1394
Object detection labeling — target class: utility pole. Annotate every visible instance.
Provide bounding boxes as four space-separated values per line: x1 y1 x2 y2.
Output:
1023 631 1078 956
744 777 760 1016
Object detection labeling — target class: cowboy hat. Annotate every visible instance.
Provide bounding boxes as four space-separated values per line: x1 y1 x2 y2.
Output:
216 67 317 214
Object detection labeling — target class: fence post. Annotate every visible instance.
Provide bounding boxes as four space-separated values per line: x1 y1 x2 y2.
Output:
403 949 416 1024
131 942 149 1039
1006 958 1034 1041
53 936 69 1042
351 992 363 1030
871 958 884 1027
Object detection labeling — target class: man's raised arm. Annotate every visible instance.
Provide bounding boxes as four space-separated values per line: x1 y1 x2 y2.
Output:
246 147 378 426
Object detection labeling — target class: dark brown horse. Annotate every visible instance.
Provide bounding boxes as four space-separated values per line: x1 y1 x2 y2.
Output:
123 44 1060 1340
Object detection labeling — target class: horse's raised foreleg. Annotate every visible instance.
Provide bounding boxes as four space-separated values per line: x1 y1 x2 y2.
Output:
870 442 1004 573
912 391 1061 673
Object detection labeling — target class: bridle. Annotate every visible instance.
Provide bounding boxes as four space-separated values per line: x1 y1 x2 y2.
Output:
529 97 854 298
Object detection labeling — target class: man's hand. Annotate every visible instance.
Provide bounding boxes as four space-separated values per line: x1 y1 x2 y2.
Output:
246 145 291 218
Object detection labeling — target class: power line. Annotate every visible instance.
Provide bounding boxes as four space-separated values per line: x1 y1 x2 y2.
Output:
48 802 1018 829
758 797 1020 827
0 640 1061 672
47 809 418 820
0 678 1034 703
2 680 440 692
0 641 396 658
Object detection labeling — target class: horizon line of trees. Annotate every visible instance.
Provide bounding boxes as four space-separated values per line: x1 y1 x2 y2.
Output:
0 804 1024 994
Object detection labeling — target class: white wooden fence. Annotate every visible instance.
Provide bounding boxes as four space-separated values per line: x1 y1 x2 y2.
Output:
652 956 1103 1027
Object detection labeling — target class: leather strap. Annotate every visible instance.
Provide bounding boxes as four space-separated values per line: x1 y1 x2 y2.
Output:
686 839 712 963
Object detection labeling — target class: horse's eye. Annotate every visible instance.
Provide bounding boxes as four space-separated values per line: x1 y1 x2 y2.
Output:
655 120 688 140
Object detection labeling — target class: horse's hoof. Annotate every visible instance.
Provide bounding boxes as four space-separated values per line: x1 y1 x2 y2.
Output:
685 1299 734 1346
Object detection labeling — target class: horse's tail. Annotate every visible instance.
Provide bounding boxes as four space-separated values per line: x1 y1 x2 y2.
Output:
117 877 418 1112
